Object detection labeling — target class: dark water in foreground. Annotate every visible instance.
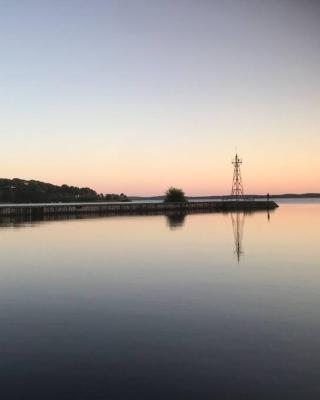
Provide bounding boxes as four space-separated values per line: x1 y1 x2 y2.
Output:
1 200 320 399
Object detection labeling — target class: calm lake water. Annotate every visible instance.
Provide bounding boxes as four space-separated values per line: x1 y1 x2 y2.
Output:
1 200 320 399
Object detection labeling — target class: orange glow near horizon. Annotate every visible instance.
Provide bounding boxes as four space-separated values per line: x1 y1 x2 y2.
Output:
2 137 320 196
2 149 319 197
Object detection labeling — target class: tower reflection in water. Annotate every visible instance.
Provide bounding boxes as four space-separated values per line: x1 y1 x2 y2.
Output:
231 212 245 262
231 210 272 262
165 210 272 261
166 211 246 261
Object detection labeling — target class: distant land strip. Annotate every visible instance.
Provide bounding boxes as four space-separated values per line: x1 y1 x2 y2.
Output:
130 193 320 200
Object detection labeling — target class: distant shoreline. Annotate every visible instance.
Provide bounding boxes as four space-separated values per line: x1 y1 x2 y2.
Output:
130 194 320 201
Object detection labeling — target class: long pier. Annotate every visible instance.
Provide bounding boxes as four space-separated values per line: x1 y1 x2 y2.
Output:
0 200 278 217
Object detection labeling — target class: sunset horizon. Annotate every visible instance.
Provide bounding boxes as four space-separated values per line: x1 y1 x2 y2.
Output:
1 1 319 197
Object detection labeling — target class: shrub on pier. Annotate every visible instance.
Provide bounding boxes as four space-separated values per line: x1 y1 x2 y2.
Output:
164 187 187 203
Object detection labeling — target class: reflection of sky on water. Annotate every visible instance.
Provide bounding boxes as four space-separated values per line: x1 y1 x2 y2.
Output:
0 202 320 399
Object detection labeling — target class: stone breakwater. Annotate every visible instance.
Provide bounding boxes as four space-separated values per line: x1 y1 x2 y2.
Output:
0 200 278 217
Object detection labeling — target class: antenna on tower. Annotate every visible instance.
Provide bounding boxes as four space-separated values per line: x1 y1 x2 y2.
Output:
231 153 244 200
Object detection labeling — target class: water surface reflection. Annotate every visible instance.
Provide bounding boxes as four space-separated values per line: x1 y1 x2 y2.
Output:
0 202 320 399
166 212 187 230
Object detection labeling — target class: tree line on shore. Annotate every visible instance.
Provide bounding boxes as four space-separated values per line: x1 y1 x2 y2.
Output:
0 179 129 203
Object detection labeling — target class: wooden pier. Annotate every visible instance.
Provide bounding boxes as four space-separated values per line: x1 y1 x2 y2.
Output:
0 200 278 218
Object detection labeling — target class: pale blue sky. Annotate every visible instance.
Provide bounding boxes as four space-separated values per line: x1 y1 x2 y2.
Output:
1 0 319 194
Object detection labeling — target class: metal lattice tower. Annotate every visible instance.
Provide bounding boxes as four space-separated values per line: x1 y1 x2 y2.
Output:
231 153 244 199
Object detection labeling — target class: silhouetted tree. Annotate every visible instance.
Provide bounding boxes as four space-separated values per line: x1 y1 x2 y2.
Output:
164 187 187 203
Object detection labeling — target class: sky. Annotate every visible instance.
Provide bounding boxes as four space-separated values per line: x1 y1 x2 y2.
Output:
0 0 319 196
